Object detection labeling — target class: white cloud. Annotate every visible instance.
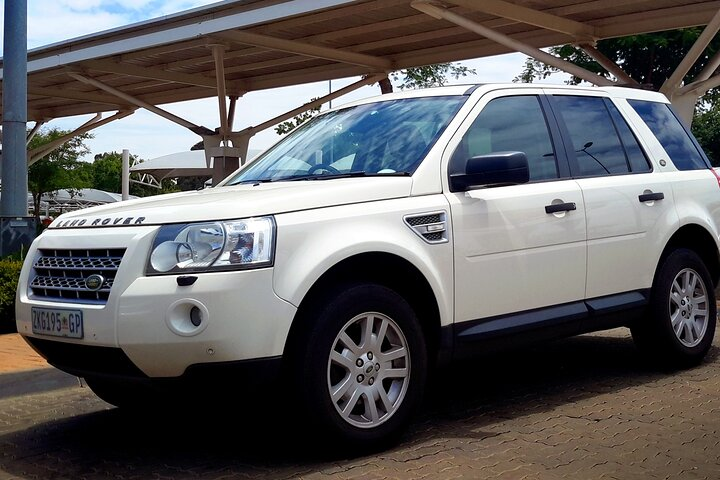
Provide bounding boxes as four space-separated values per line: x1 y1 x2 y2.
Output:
57 0 105 11
145 0 219 17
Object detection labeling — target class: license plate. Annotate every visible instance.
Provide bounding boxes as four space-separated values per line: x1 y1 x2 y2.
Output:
31 307 84 339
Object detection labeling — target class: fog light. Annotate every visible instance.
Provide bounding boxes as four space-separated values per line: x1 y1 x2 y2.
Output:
190 306 203 327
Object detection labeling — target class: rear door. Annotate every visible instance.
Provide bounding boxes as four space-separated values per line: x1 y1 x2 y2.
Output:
546 93 677 310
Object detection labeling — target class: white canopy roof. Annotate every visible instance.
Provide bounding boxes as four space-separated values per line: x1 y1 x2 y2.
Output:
45 189 137 204
130 149 262 180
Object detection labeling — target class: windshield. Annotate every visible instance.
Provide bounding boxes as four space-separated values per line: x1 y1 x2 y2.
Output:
226 95 466 184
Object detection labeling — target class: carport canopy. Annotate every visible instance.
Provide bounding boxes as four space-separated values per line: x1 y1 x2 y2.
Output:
3 0 720 183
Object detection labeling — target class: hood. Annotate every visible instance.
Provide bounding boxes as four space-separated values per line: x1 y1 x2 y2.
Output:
49 177 412 229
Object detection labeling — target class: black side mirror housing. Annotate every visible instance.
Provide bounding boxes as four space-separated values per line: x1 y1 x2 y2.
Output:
449 151 530 192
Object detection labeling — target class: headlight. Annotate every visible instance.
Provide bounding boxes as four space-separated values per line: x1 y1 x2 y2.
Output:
146 216 275 275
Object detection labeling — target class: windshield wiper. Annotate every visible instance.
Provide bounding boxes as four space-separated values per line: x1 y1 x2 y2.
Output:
284 171 411 182
234 170 411 184
235 178 275 185
284 171 369 181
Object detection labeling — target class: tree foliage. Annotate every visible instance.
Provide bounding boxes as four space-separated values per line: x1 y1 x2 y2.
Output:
514 29 720 107
692 109 720 166
391 63 476 90
515 29 720 161
91 151 180 196
27 129 93 220
274 98 323 135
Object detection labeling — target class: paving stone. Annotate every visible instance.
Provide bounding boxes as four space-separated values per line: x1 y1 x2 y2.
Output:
1 327 719 479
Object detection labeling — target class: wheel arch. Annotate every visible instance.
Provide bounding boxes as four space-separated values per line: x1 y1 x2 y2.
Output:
657 223 720 287
283 252 445 366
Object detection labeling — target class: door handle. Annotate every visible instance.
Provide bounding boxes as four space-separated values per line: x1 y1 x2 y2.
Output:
545 202 576 214
638 192 664 202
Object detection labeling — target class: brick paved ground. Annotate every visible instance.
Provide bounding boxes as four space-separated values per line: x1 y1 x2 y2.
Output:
1 327 719 479
0 334 48 373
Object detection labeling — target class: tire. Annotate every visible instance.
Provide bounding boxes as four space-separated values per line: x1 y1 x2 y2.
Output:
631 248 717 367
292 283 427 447
84 376 159 409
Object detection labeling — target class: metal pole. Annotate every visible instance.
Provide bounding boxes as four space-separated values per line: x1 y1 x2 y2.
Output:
0 0 35 256
2 0 28 216
121 149 130 200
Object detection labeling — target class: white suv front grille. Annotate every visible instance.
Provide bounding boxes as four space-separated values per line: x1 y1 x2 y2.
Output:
30 248 125 303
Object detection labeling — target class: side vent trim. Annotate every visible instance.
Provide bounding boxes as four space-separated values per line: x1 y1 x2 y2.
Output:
404 211 449 244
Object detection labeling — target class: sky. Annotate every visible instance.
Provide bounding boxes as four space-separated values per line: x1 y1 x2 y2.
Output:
0 0 565 162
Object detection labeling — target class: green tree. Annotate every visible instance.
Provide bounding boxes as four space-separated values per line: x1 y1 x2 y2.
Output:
27 129 93 221
391 63 476 90
91 151 180 196
514 29 720 106
274 62 476 134
515 29 720 159
692 108 720 166
92 151 124 192
275 98 323 135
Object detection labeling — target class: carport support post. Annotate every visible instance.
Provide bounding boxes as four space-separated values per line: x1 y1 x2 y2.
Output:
1 0 36 256
121 149 130 201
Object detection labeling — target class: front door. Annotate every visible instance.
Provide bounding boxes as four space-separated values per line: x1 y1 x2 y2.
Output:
445 92 587 334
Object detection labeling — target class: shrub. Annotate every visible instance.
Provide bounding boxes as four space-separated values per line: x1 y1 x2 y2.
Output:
0 257 23 324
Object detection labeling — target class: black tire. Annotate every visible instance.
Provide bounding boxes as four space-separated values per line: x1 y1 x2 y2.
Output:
291 283 427 447
84 376 159 409
631 248 717 367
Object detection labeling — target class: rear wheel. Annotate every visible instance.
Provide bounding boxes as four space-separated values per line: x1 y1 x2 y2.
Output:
632 248 717 367
292 283 427 446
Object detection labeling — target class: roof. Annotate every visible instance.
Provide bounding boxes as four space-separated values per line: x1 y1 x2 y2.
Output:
130 149 262 179
2 0 718 123
46 189 138 204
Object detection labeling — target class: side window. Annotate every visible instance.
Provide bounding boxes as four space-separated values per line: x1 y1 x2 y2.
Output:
628 100 706 170
552 95 631 176
450 95 558 181
605 100 651 173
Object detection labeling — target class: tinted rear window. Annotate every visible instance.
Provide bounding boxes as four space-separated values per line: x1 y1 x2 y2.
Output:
628 100 706 170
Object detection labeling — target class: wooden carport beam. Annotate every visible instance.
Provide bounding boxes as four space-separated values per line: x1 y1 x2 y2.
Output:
27 110 135 166
411 1 615 87
241 73 387 136
692 47 720 87
213 30 393 70
82 59 244 92
29 85 130 107
26 121 45 146
678 73 720 96
446 0 598 43
67 71 215 136
210 45 230 137
661 7 720 95
579 44 639 86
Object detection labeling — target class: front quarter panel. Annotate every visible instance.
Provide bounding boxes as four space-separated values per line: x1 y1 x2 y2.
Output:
272 195 454 327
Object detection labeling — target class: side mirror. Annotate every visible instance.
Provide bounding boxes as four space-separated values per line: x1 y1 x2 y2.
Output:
449 151 529 192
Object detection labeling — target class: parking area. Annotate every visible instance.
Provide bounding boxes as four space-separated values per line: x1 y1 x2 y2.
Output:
1 326 719 480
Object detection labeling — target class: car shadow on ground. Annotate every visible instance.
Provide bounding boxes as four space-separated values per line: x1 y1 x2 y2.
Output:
0 331 717 478
0 321 17 335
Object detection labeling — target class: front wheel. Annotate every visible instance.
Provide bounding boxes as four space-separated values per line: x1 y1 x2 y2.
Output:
632 248 717 367
292 283 427 446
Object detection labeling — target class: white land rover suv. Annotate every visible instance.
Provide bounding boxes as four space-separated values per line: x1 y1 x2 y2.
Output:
16 84 720 445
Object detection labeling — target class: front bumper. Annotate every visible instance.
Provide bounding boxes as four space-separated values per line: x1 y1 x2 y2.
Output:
16 226 297 378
